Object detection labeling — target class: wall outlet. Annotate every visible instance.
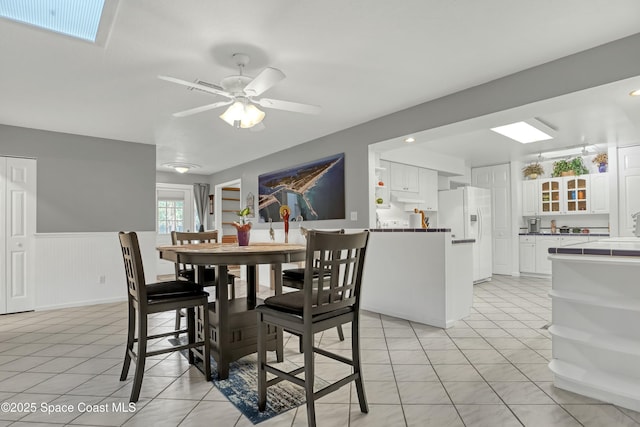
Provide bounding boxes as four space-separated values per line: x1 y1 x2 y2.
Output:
350 211 357 221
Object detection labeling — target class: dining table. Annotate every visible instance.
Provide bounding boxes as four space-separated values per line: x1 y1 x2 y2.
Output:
157 241 306 379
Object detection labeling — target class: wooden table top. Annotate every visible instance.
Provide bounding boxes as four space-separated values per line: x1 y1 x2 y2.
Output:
157 242 306 265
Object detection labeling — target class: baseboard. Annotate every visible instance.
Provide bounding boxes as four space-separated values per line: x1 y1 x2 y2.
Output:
36 295 127 312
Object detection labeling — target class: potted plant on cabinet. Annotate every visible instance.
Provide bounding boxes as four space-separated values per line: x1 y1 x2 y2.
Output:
592 152 608 173
552 157 588 177
569 157 589 175
522 163 544 179
552 159 572 177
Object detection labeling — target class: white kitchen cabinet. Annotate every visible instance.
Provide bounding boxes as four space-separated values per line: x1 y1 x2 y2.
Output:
539 178 563 215
535 235 562 274
563 175 590 214
590 172 609 214
519 236 536 273
390 162 419 192
522 180 538 216
419 168 438 211
521 235 590 275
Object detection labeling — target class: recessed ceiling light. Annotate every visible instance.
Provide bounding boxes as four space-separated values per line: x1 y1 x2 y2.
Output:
404 137 415 143
490 120 554 144
630 89 640 96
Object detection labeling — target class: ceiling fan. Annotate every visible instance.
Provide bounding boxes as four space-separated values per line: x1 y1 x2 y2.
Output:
159 53 321 129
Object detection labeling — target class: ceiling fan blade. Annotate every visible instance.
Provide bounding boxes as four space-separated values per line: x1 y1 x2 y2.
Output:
173 101 233 117
158 75 232 99
256 98 321 115
243 68 285 96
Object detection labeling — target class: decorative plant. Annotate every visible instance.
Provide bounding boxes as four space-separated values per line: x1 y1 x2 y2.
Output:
232 207 252 246
552 160 572 177
234 207 251 226
592 152 608 165
552 158 588 176
569 157 589 175
522 163 544 178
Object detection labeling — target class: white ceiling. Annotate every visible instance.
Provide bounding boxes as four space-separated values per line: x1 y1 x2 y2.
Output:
1 1 640 175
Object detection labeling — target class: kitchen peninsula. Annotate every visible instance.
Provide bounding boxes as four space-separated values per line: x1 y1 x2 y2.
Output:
361 228 474 328
548 237 640 412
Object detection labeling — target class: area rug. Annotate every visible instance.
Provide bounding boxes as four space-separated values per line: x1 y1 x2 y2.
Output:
172 339 328 424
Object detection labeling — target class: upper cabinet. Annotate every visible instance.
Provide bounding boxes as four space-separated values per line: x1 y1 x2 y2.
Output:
522 180 539 216
390 163 419 192
522 173 609 216
590 173 609 214
539 178 563 215
564 176 589 214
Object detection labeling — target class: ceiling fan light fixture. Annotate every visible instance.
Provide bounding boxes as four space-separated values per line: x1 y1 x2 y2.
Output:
220 101 265 129
162 162 200 174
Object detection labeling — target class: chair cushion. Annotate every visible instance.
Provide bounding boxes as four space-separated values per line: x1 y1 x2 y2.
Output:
282 267 322 282
264 290 350 315
146 280 207 301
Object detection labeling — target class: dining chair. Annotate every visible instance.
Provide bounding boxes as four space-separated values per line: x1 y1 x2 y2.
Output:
282 229 346 350
257 230 370 427
172 231 236 335
118 231 211 402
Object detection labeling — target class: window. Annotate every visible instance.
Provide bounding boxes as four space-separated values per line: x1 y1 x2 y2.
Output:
0 0 119 44
157 199 184 234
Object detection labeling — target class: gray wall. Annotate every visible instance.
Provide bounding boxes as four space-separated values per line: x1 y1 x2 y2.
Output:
211 32 640 230
0 124 155 232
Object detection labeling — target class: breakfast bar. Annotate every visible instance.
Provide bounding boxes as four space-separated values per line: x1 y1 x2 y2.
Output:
547 237 640 412
361 228 474 328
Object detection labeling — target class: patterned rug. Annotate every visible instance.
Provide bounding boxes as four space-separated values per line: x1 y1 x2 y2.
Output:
173 339 328 424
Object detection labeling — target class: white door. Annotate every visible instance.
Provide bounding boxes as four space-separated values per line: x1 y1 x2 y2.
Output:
472 164 511 276
1 157 37 314
618 146 640 236
155 184 195 276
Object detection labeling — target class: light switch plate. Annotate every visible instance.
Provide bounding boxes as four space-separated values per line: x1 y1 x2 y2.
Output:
350 211 357 221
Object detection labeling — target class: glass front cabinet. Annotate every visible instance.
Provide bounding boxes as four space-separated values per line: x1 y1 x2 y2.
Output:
564 176 589 213
539 178 563 214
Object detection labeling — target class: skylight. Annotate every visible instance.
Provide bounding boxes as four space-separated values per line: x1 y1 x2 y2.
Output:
0 0 106 42
490 120 554 144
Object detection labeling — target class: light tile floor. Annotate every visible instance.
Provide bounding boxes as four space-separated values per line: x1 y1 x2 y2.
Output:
0 275 639 426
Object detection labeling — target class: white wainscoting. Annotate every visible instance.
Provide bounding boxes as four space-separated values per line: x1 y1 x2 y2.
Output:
34 231 156 311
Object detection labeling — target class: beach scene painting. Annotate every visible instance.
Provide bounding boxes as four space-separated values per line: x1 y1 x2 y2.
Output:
258 153 345 222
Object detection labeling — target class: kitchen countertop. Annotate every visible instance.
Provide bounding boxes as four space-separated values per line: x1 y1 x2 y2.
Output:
548 237 640 257
369 228 451 232
519 232 610 236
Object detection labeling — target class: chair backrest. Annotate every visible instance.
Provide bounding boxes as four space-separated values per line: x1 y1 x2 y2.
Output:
171 231 219 277
302 230 369 318
171 230 219 245
118 231 147 302
221 235 237 244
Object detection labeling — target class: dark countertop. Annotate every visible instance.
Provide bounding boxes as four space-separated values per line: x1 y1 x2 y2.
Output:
548 238 640 257
452 239 476 244
519 232 610 237
369 228 451 232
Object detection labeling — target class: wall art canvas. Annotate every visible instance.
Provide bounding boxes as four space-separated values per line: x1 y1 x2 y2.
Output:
258 153 345 222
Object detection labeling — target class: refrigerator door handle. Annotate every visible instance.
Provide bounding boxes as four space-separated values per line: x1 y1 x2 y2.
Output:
477 208 482 242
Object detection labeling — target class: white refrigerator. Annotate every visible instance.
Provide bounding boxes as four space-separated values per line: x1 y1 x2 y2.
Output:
438 186 492 283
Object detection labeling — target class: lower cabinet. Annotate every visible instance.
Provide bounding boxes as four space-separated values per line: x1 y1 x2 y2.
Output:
520 235 590 274
519 236 536 273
